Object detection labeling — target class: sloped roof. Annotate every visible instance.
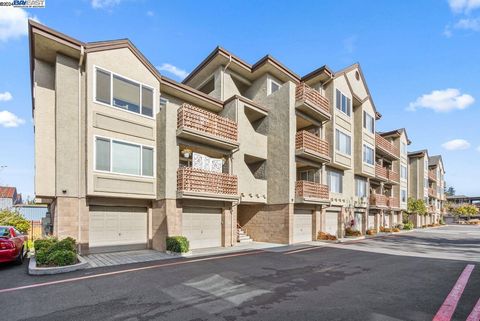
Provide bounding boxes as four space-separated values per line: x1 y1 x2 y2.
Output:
429 155 443 167
0 186 16 199
408 149 429 158
379 128 412 145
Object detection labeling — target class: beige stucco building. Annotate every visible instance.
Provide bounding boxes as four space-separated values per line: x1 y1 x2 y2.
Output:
29 21 446 254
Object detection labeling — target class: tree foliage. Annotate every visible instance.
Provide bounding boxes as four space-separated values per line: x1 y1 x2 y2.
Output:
445 186 455 197
452 204 479 217
0 209 30 233
407 197 427 215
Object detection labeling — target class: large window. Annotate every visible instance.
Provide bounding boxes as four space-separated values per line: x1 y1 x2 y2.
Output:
401 165 407 179
95 67 155 117
363 111 374 134
327 169 343 193
355 177 367 197
363 144 374 165
335 129 351 155
95 137 154 177
401 189 407 203
335 89 351 116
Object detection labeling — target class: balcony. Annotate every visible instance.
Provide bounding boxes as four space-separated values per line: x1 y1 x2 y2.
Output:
370 194 388 207
295 180 329 204
375 164 388 181
388 197 400 209
295 130 330 163
387 170 399 184
375 134 400 160
177 103 239 150
295 83 331 121
428 170 437 182
428 187 436 198
177 167 238 201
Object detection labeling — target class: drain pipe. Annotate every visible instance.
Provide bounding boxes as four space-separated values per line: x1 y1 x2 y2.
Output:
222 55 232 100
77 45 84 252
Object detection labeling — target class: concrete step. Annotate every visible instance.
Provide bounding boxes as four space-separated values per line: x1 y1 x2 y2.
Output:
238 235 251 240
238 238 253 243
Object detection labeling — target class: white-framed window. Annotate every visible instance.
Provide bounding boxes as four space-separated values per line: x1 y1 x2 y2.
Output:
363 111 374 134
401 165 407 180
335 89 351 116
94 66 155 118
94 136 154 177
267 77 281 95
355 177 367 197
401 142 407 155
327 169 343 193
363 144 374 165
401 189 407 203
335 129 351 155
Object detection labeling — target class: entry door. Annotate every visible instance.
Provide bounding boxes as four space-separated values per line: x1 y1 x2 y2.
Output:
293 209 313 243
354 212 363 232
182 207 222 250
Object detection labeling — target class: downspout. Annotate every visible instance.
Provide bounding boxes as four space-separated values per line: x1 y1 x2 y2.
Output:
77 46 84 251
222 55 232 100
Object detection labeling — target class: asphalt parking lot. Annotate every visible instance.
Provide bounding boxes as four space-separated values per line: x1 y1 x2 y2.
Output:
0 225 478 321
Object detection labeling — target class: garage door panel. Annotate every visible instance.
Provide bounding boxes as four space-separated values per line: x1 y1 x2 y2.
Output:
293 209 313 243
182 208 222 250
325 211 338 237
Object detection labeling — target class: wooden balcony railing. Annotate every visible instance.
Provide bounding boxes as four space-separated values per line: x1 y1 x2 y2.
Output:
295 83 330 115
375 134 400 158
177 167 238 195
428 170 437 181
388 170 399 183
388 197 399 208
295 130 329 159
375 164 388 180
177 103 238 142
295 180 329 200
370 194 387 207
428 187 436 197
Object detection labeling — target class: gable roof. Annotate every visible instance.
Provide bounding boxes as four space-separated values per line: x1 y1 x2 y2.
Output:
428 155 443 167
332 63 381 119
0 186 17 199
379 128 412 145
408 149 429 158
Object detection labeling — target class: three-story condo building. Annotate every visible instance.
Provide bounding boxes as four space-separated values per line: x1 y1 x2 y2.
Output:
29 21 445 254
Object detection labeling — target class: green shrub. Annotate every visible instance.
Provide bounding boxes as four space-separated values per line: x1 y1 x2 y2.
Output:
345 227 361 237
34 238 57 252
403 221 414 230
47 250 77 266
35 248 50 265
439 219 445 225
166 236 189 253
50 238 76 252
0 210 30 233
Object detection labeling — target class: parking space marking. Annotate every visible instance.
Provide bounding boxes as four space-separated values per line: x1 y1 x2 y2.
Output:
283 246 323 255
466 298 480 321
0 250 265 294
433 264 475 321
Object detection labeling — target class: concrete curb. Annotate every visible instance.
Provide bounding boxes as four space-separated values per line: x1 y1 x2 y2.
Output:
28 255 89 275
165 251 193 257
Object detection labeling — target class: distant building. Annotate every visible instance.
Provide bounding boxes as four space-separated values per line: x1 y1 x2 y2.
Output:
0 186 23 210
447 195 480 209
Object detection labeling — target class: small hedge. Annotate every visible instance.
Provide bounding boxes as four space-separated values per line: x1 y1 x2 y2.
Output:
366 229 377 235
166 236 189 253
403 221 414 230
439 219 445 225
345 227 361 237
317 232 337 241
35 237 77 267
392 228 401 232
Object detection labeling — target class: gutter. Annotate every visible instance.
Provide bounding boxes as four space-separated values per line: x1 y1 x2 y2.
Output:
222 55 232 100
77 45 84 252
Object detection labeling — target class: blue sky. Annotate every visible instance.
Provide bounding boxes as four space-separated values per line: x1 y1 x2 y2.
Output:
0 0 479 199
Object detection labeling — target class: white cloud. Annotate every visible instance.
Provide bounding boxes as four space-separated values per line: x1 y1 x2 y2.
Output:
0 92 12 102
0 7 38 42
442 139 471 150
91 0 122 9
476 145 480 152
0 110 25 128
157 63 189 79
448 0 480 13
407 88 474 112
455 17 480 31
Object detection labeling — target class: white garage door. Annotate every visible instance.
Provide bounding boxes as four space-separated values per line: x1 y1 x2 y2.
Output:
325 211 339 237
182 207 222 250
368 214 376 229
354 212 363 233
384 215 390 228
293 209 312 243
89 206 147 250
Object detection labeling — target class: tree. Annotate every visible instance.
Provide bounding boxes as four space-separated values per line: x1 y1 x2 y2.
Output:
407 197 427 215
445 186 455 197
0 210 30 233
453 204 479 217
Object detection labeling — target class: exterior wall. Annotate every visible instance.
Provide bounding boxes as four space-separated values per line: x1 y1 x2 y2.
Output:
398 134 408 210
353 100 376 178
85 48 159 199
33 59 56 198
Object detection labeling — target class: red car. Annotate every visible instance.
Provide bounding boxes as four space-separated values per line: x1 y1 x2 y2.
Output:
0 226 28 264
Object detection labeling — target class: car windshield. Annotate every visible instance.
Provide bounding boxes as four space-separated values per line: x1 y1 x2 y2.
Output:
0 227 10 238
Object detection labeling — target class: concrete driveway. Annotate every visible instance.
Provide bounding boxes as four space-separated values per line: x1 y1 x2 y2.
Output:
0 225 478 321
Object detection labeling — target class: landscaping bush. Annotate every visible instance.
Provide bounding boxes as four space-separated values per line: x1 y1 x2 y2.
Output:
0 209 30 233
383 228 392 233
427 224 434 227
34 237 77 267
439 219 445 225
379 226 385 232
392 228 400 232
395 223 404 230
317 232 337 241
366 229 377 236
345 227 361 237
166 236 190 253
403 221 414 230
421 225 427 228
